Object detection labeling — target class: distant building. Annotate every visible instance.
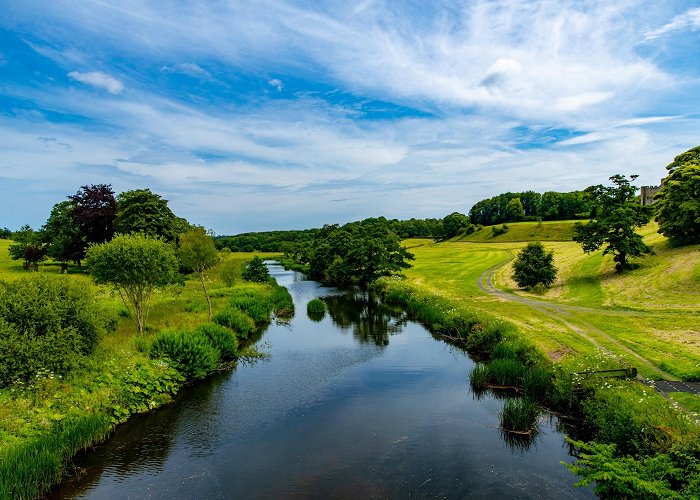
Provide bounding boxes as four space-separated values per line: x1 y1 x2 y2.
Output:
640 180 663 206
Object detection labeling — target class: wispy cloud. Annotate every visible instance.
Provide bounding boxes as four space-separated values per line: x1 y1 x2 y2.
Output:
67 71 124 94
268 78 283 92
161 63 212 80
644 7 700 40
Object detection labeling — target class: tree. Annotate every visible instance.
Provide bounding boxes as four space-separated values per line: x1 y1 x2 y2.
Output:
242 256 271 282
0 228 11 239
573 175 651 272
654 145 700 245
115 189 188 241
505 197 525 222
86 233 179 333
178 227 219 320
42 200 84 270
8 225 47 270
441 212 473 239
69 184 117 251
512 242 557 288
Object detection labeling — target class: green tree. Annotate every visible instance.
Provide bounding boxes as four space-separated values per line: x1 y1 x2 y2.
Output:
69 184 117 247
505 197 525 221
41 200 84 270
573 175 651 272
654 145 700 245
512 242 557 288
242 256 270 282
8 225 47 270
441 212 473 239
178 227 219 320
86 233 179 333
115 189 188 241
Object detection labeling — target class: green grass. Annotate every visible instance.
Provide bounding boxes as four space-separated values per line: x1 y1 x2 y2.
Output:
500 398 541 433
457 220 579 242
403 221 700 380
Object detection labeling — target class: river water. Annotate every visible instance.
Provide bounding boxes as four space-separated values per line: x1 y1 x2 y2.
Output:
52 264 593 499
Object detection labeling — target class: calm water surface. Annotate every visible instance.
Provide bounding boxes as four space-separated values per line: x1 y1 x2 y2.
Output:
52 263 593 499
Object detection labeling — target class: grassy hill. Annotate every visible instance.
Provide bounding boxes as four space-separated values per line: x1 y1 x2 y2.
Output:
455 220 578 242
403 221 700 382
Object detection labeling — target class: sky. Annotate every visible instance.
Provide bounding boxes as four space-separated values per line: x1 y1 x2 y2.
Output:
1 1 700 234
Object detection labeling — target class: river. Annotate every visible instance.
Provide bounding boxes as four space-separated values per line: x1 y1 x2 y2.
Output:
51 263 593 498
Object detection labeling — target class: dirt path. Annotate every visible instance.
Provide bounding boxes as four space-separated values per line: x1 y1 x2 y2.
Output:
476 258 681 382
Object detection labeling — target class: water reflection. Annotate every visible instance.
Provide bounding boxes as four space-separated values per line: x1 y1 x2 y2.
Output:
323 292 408 346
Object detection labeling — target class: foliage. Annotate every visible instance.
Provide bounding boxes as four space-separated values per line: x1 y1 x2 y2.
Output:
228 295 271 323
654 145 700 244
512 242 557 288
441 212 473 239
41 201 84 269
86 233 180 332
115 189 189 241
196 323 238 360
0 227 11 239
242 256 271 282
500 398 540 432
218 258 240 287
68 184 117 247
307 298 326 314
150 329 220 380
469 190 590 225
491 223 509 236
0 274 108 386
306 218 414 287
574 174 652 272
8 225 47 270
270 284 294 319
522 366 553 402
212 306 256 337
565 439 700 499
178 227 219 320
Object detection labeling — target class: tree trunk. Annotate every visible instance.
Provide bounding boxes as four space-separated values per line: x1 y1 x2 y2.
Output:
199 271 212 321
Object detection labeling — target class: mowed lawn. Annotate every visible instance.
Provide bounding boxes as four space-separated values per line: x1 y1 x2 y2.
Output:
403 221 700 381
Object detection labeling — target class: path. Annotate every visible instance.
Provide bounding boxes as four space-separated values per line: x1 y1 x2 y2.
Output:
476 257 682 383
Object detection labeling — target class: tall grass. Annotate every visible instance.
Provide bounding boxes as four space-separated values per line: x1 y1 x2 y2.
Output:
500 398 540 433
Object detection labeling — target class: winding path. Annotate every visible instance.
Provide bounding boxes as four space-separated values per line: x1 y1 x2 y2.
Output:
476 257 682 383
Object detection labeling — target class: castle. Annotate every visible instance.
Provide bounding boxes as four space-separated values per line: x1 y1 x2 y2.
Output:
640 180 663 206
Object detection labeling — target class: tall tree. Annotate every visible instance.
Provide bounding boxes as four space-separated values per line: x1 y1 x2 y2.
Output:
115 189 188 241
573 175 651 272
441 212 473 239
42 200 84 270
178 227 219 320
69 184 117 247
654 145 700 245
86 233 179 333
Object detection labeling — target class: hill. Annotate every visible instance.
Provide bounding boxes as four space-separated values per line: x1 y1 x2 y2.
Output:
454 220 578 243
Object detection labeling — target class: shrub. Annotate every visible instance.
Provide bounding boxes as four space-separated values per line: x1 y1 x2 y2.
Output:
512 242 557 289
229 296 271 324
500 398 540 433
150 329 220 380
465 321 508 355
271 285 294 319
307 298 326 314
196 323 238 360
0 274 109 386
492 224 509 236
242 256 270 282
212 307 255 337
219 258 240 287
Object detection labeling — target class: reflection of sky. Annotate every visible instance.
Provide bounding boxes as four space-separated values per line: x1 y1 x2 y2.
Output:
2 2 699 233
53 271 594 498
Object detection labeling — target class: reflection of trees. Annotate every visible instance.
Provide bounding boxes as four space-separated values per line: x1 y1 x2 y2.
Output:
323 293 407 346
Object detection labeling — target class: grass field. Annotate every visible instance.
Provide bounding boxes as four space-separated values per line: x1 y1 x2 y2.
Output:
403 220 700 382
456 220 579 242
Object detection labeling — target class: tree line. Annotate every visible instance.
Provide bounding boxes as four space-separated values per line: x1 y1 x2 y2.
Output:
468 190 591 226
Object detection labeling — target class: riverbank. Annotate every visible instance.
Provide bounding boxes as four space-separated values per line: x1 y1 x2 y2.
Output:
373 277 700 496
0 252 289 499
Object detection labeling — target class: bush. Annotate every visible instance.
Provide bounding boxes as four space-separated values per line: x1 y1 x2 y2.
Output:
271 285 294 319
150 329 220 380
0 274 109 386
229 296 271 324
196 323 238 360
242 256 270 282
465 321 509 355
492 224 509 236
512 242 557 289
500 398 540 433
212 307 256 337
218 258 240 287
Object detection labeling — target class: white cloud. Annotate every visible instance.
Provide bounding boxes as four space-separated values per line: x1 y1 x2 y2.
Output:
161 63 212 80
268 78 283 91
67 71 124 94
644 7 700 40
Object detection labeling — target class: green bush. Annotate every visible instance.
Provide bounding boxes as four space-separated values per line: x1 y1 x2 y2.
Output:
271 285 294 318
150 330 220 380
465 321 509 355
218 258 240 287
242 256 270 282
500 397 540 433
229 296 271 324
196 323 238 360
0 274 109 386
307 298 326 314
212 307 256 337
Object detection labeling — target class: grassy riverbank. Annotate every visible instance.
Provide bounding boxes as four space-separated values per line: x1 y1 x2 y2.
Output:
0 247 288 499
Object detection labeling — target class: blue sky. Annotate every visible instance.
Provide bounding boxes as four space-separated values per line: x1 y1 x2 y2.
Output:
1 1 700 234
